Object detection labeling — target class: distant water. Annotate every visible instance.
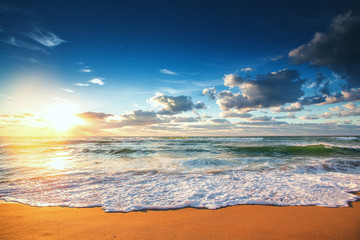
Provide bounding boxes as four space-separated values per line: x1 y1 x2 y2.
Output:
0 136 359 212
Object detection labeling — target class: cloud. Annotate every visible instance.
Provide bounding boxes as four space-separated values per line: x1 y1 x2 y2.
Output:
77 110 160 129
286 113 296 119
160 68 177 75
211 118 230 124
237 120 288 126
201 114 212 119
223 74 245 88
343 102 356 110
61 88 75 93
79 68 93 73
319 108 360 119
27 27 66 47
313 72 331 95
89 77 105 85
250 115 272 121
273 102 303 112
0 113 34 118
330 106 341 111
270 55 284 61
171 116 201 123
194 101 207 110
318 88 360 105
149 93 201 115
77 112 113 120
299 95 327 105
117 110 159 127
221 112 252 118
217 69 305 111
241 67 254 73
289 11 360 88
202 87 217 100
2 37 48 53
300 115 319 120
74 83 90 87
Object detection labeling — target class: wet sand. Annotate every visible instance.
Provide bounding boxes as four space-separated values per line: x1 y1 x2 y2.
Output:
1 200 360 240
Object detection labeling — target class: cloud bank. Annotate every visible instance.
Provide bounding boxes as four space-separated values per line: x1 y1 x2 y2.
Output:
289 11 360 88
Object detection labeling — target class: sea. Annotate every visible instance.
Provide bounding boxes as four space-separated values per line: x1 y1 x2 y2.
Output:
0 136 359 212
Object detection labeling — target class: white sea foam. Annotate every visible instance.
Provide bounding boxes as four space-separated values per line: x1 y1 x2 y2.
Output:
1 169 359 212
335 137 358 141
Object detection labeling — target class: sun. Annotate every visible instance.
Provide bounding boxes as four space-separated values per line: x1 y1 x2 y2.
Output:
44 105 84 132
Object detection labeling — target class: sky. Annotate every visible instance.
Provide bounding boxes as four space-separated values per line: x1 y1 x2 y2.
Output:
0 0 360 136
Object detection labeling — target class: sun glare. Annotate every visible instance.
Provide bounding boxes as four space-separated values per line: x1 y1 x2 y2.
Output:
44 105 84 132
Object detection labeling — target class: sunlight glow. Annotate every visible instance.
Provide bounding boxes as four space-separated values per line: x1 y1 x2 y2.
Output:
44 105 84 132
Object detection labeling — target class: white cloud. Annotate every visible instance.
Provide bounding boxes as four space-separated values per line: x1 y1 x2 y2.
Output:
241 67 254 73
273 102 303 112
223 74 244 88
61 88 75 93
160 69 177 75
329 106 342 111
74 83 90 87
320 108 360 119
300 115 319 120
221 112 252 118
2 37 48 53
79 68 93 73
250 115 272 121
202 87 217 100
89 78 105 86
270 55 284 61
27 27 65 47
343 102 356 110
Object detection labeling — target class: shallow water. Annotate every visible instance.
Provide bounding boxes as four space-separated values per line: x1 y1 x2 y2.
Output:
0 136 359 212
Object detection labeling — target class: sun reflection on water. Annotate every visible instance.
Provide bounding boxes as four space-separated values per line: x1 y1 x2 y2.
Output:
47 152 72 171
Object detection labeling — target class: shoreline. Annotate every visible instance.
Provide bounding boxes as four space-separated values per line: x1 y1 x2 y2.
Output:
1 198 360 240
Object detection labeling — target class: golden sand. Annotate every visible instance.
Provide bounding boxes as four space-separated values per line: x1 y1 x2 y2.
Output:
1 199 360 240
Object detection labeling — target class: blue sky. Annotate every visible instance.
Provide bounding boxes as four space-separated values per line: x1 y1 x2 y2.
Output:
0 0 359 136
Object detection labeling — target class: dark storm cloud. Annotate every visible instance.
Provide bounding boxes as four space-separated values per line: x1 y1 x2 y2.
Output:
289 11 360 88
217 69 305 111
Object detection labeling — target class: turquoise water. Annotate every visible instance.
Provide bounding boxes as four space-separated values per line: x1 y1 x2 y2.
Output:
0 136 359 212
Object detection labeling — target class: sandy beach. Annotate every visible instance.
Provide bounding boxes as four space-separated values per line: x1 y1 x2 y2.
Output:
1 198 359 240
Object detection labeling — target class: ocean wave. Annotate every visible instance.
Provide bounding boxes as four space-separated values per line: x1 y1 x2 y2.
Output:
223 144 360 156
82 148 138 155
182 158 235 169
157 137 264 142
290 158 360 174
